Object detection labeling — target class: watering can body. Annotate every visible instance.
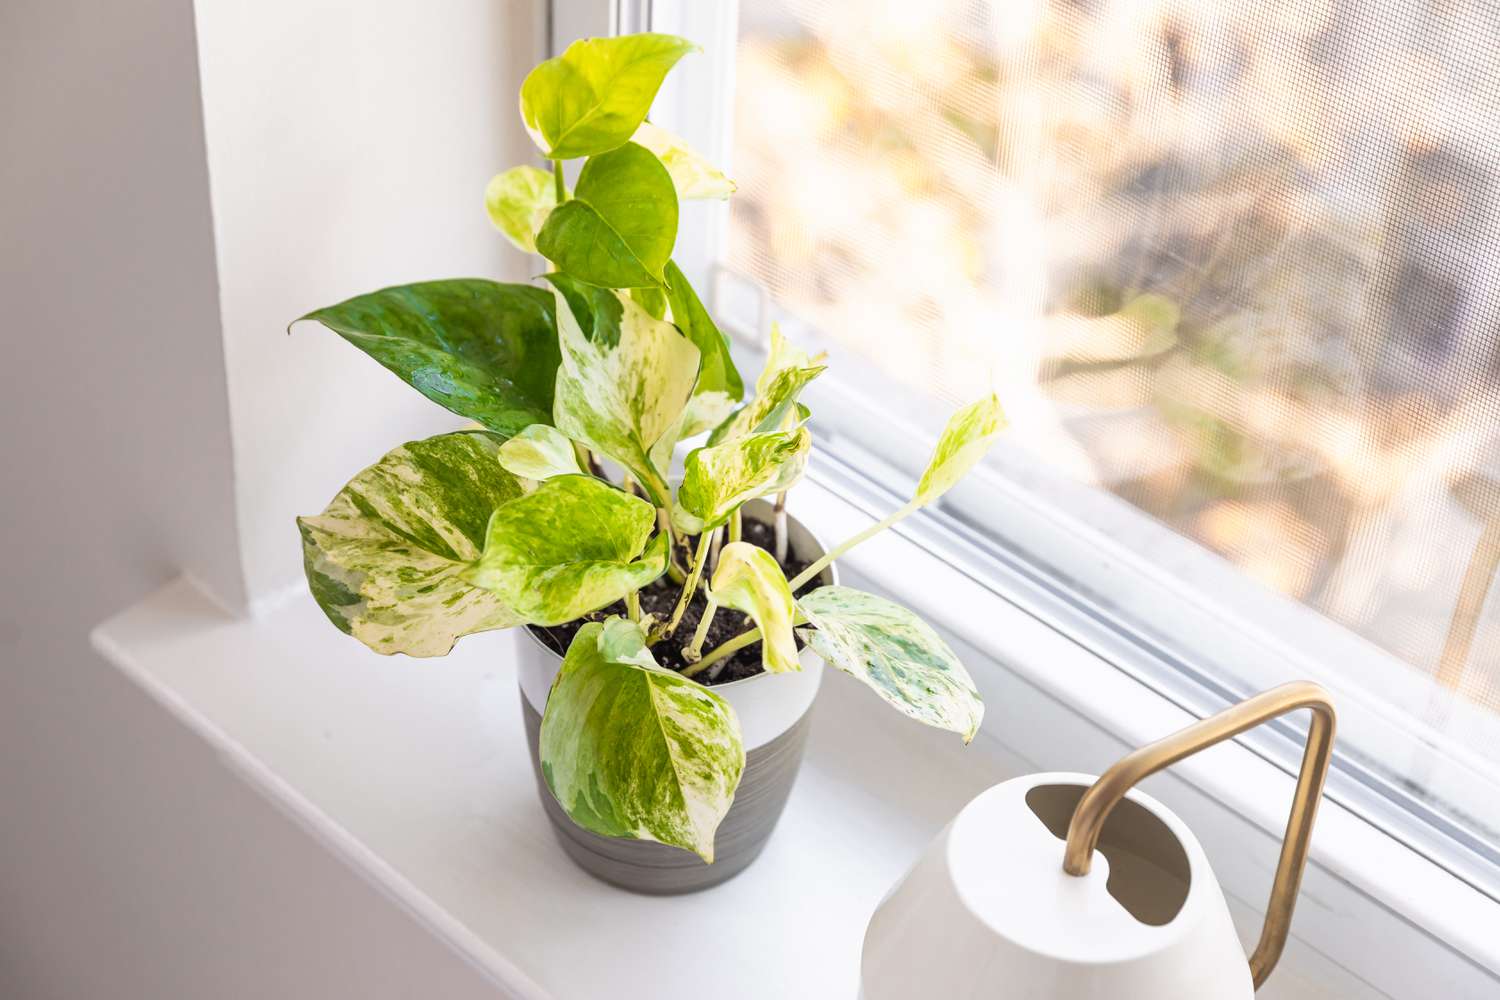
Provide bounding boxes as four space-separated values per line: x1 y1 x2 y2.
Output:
861 772 1252 999
861 682 1337 998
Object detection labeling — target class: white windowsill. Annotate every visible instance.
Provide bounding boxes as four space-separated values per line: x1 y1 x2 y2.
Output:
91 477 1500 999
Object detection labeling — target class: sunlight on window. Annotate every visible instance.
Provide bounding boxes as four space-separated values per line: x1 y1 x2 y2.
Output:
728 0 1500 736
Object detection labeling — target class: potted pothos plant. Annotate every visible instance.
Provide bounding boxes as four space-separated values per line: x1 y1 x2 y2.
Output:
294 32 1005 894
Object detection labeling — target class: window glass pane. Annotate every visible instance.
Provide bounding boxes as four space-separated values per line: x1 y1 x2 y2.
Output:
726 0 1500 868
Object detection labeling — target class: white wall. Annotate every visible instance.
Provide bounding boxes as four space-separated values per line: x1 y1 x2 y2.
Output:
192 0 543 605
0 0 542 995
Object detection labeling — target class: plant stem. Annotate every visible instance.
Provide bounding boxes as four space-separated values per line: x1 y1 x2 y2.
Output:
708 529 723 574
625 589 641 623
664 530 714 638
773 491 789 564
683 609 809 680
553 159 566 203
786 501 918 592
682 627 759 679
659 509 687 584
684 595 719 662
728 507 742 544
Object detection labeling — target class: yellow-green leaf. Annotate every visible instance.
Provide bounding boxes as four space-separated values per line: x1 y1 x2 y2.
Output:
665 260 743 436
536 142 678 289
540 618 744 862
708 360 824 445
520 33 699 160
709 543 800 675
548 275 700 506
674 428 810 535
465 475 666 626
798 586 983 742
632 121 736 200
913 393 1006 507
497 424 583 482
297 431 525 657
484 165 559 253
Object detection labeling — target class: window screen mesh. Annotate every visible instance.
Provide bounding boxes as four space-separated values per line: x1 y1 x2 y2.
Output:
727 0 1500 849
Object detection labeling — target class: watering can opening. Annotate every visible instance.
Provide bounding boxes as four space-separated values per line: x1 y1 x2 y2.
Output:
1025 782 1192 927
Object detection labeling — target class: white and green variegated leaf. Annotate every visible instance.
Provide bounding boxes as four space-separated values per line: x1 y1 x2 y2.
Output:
756 323 823 399
709 543 800 675
548 274 700 505
798 586 983 742
912 393 1006 508
297 431 525 657
497 424 583 483
465 475 667 626
632 121 737 200
520 34 699 160
665 260 743 437
673 427 810 535
484 165 559 254
540 618 744 861
708 360 825 445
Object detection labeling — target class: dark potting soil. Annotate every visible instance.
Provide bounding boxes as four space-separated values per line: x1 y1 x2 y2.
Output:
528 515 819 686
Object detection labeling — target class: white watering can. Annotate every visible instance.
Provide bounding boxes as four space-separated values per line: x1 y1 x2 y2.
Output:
862 682 1336 998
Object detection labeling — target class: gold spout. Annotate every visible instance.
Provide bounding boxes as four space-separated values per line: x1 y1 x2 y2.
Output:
1062 681 1337 991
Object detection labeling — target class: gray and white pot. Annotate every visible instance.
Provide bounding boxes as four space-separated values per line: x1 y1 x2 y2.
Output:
516 498 835 895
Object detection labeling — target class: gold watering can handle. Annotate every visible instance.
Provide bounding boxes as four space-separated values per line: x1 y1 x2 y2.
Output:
1062 681 1337 991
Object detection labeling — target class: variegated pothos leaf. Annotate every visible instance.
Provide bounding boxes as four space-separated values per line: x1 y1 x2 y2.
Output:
540 618 744 862
798 586 983 742
484 165 559 254
548 276 700 505
664 260 743 437
465 475 667 626
294 280 561 437
497 424 583 482
709 543 800 675
673 427 810 534
297 431 525 657
631 121 737 199
913 393 1006 507
708 360 825 445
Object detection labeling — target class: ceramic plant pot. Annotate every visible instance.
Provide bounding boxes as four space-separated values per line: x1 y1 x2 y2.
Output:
517 499 835 894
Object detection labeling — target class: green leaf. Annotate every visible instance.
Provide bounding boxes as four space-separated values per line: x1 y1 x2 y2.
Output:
536 141 678 289
631 285 668 320
297 431 525 657
674 428 810 535
294 280 560 437
497 424 583 482
548 277 700 505
665 260 743 436
708 359 824 445
484 165 559 253
548 272 623 347
913 393 1006 508
540 618 744 862
709 543 800 675
632 121 736 200
465 475 667 626
520 33 699 160
798 586 983 742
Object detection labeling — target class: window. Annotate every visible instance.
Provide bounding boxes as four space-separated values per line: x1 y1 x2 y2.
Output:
649 0 1500 899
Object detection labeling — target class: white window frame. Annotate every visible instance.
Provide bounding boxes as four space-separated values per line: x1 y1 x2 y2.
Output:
551 0 1500 993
